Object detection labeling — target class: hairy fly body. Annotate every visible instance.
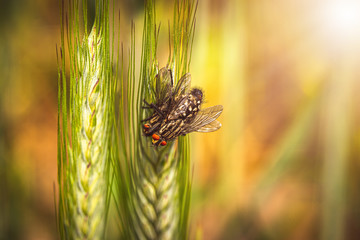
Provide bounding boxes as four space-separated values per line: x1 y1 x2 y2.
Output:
143 67 190 136
143 67 223 146
150 104 223 146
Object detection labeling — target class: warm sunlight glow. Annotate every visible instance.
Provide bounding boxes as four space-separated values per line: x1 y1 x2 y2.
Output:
317 0 360 48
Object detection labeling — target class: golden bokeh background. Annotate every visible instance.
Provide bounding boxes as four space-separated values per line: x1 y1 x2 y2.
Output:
1 0 360 239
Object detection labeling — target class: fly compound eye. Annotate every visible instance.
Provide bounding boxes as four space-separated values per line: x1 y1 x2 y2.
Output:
160 141 167 146
152 134 160 140
144 124 150 129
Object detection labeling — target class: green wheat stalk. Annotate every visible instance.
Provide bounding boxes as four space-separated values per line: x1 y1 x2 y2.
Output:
114 0 197 239
57 0 116 239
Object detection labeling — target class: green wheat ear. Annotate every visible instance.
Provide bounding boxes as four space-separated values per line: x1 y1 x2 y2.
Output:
115 0 197 239
57 0 115 239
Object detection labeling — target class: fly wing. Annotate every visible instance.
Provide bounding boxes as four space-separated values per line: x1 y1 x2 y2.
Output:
181 105 223 134
173 73 191 99
154 68 173 104
196 120 222 133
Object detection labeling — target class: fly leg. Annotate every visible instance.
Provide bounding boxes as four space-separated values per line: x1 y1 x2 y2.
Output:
154 138 162 147
142 99 165 118
141 114 154 122
146 122 160 135
142 99 154 109
169 68 174 87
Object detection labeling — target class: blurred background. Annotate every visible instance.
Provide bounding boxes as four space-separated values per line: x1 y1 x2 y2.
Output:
1 0 360 239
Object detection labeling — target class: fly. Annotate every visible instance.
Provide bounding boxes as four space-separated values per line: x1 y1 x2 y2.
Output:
142 67 190 136
142 67 223 146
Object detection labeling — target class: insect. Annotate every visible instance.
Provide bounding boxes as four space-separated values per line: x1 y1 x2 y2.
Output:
142 67 223 146
142 68 190 135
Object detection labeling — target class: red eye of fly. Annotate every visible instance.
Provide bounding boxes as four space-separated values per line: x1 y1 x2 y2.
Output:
160 141 167 146
144 124 150 129
152 134 160 140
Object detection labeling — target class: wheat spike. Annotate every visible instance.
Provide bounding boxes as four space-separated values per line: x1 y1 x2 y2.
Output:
59 26 111 240
130 142 179 240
